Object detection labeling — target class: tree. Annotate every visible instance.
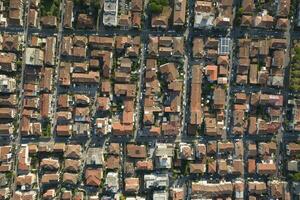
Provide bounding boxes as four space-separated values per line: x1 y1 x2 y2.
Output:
292 172 300 181
91 0 100 9
149 2 163 13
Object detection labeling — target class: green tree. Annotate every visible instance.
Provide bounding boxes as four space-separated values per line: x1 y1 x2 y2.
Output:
149 2 163 13
292 172 300 181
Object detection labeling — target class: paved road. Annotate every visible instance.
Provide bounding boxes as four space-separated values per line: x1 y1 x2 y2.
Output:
51 0 66 141
11 0 30 193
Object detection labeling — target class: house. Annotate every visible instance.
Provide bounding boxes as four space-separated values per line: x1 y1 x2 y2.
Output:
41 173 60 185
13 191 37 200
61 191 73 200
241 15 252 27
15 173 36 188
0 146 12 163
25 48 44 66
53 143 66 152
74 107 90 122
155 143 174 169
192 181 233 198
40 158 60 171
28 9 39 28
0 124 13 136
189 65 202 131
153 191 169 200
95 118 110 135
103 0 118 26
8 0 23 26
86 148 104 166
193 38 205 58
56 124 72 136
269 180 289 199
205 65 218 82
287 143 300 156
276 18 289 30
152 7 172 29
119 14 131 29
277 0 290 17
0 94 17 107
170 187 185 200
64 0 73 29
72 71 100 84
40 16 57 28
190 163 206 174
105 172 119 193
44 37 56 66
64 159 81 173
40 67 53 92
0 75 16 93
125 177 139 193
107 143 120 155
213 87 226 109
194 1 214 29
159 63 179 82
63 173 78 185
242 0 254 14
127 144 147 158
2 34 20 52
62 37 72 56
0 108 15 119
106 155 120 170
173 37 184 57
144 173 169 189
248 181 267 195
179 143 194 160
0 188 9 199
0 52 16 72
64 144 82 159
173 0 186 26
43 189 55 199
132 12 141 28
85 168 103 187
77 14 94 29
88 36 115 49
257 162 277 175
40 93 52 119
135 160 153 171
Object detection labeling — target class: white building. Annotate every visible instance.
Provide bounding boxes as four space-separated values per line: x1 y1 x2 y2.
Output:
103 0 119 26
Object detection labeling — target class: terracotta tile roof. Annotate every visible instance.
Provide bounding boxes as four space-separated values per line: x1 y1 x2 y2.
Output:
257 162 277 175
40 158 60 171
85 168 103 186
63 173 78 185
205 65 218 81
151 7 172 28
64 144 82 159
125 177 139 193
64 159 81 173
190 163 206 174
63 0 73 28
136 160 153 171
173 0 186 26
106 155 120 170
127 144 147 158
41 173 59 185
